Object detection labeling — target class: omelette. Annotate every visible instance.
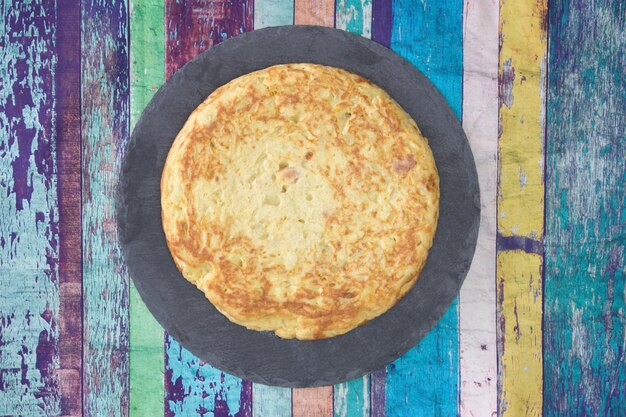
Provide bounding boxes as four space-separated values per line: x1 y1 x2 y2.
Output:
161 63 439 340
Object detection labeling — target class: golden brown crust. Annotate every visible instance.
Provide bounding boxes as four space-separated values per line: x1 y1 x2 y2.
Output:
161 64 439 340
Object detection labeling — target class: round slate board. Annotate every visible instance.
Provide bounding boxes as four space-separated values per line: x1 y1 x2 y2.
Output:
117 25 480 388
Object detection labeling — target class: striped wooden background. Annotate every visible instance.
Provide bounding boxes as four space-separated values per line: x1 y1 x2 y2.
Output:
0 0 624 416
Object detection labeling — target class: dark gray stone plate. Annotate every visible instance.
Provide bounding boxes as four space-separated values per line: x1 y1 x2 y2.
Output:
117 25 480 388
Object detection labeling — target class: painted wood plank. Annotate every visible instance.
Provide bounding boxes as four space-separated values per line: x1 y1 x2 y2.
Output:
128 1 165 416
386 0 462 415
251 5 294 417
334 376 369 417
165 338 251 417
252 384 291 417
496 252 542 417
544 0 626 415
371 0 391 47
81 0 130 416
165 0 254 79
293 387 333 417
335 0 372 38
294 0 334 26
369 368 385 417
254 0 294 28
496 0 547 416
459 0 498 416
164 1 254 415
0 1 60 415
56 0 83 415
290 2 336 415
331 1 374 414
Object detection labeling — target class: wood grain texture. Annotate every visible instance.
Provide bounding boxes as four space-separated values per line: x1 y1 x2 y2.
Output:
165 338 251 417
333 376 369 417
294 0 335 26
335 0 371 38
386 0 462 415
496 252 542 417
459 0 498 416
293 387 333 417
291 2 335 413
164 1 254 415
371 0 391 47
369 368 385 417
544 0 626 415
250 3 295 415
254 0 294 28
252 384 291 417
165 0 254 79
497 0 547 416
331 2 374 414
129 0 165 416
0 1 60 415
81 0 130 416
56 0 83 415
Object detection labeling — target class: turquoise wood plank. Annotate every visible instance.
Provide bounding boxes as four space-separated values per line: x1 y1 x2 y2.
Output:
332 1 373 414
251 3 295 416
334 376 370 417
386 0 462 415
165 338 251 416
544 0 626 415
336 0 372 38
254 0 294 28
81 0 130 415
252 384 291 417
0 1 60 415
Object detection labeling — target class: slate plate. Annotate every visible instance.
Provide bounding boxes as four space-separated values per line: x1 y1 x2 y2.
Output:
117 25 480 388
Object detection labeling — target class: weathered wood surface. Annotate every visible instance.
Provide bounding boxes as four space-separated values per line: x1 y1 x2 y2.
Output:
496 0 547 416
129 0 166 416
56 0 83 415
459 0 498 415
0 1 60 415
544 0 625 415
1 1 625 416
294 0 335 26
81 1 131 416
385 0 462 415
164 1 254 415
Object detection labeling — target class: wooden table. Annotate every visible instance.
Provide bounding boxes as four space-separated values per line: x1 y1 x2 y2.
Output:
1 0 624 416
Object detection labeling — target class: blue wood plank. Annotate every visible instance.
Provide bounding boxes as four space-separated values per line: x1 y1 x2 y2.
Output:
81 0 130 415
544 0 626 415
0 1 60 415
386 0 463 415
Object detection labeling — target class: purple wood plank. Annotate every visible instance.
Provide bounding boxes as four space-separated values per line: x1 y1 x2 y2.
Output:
0 0 60 415
371 0 391 47
369 368 386 417
81 0 130 416
56 0 83 415
164 1 254 415
165 0 254 79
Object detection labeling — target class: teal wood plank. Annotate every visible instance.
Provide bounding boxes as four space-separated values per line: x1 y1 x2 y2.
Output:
254 0 294 28
252 384 291 417
386 0 463 415
332 0 373 414
81 0 130 415
544 0 626 415
336 0 372 38
0 1 60 415
334 376 370 417
165 338 251 416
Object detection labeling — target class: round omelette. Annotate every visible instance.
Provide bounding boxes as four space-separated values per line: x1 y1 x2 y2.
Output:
161 63 439 340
